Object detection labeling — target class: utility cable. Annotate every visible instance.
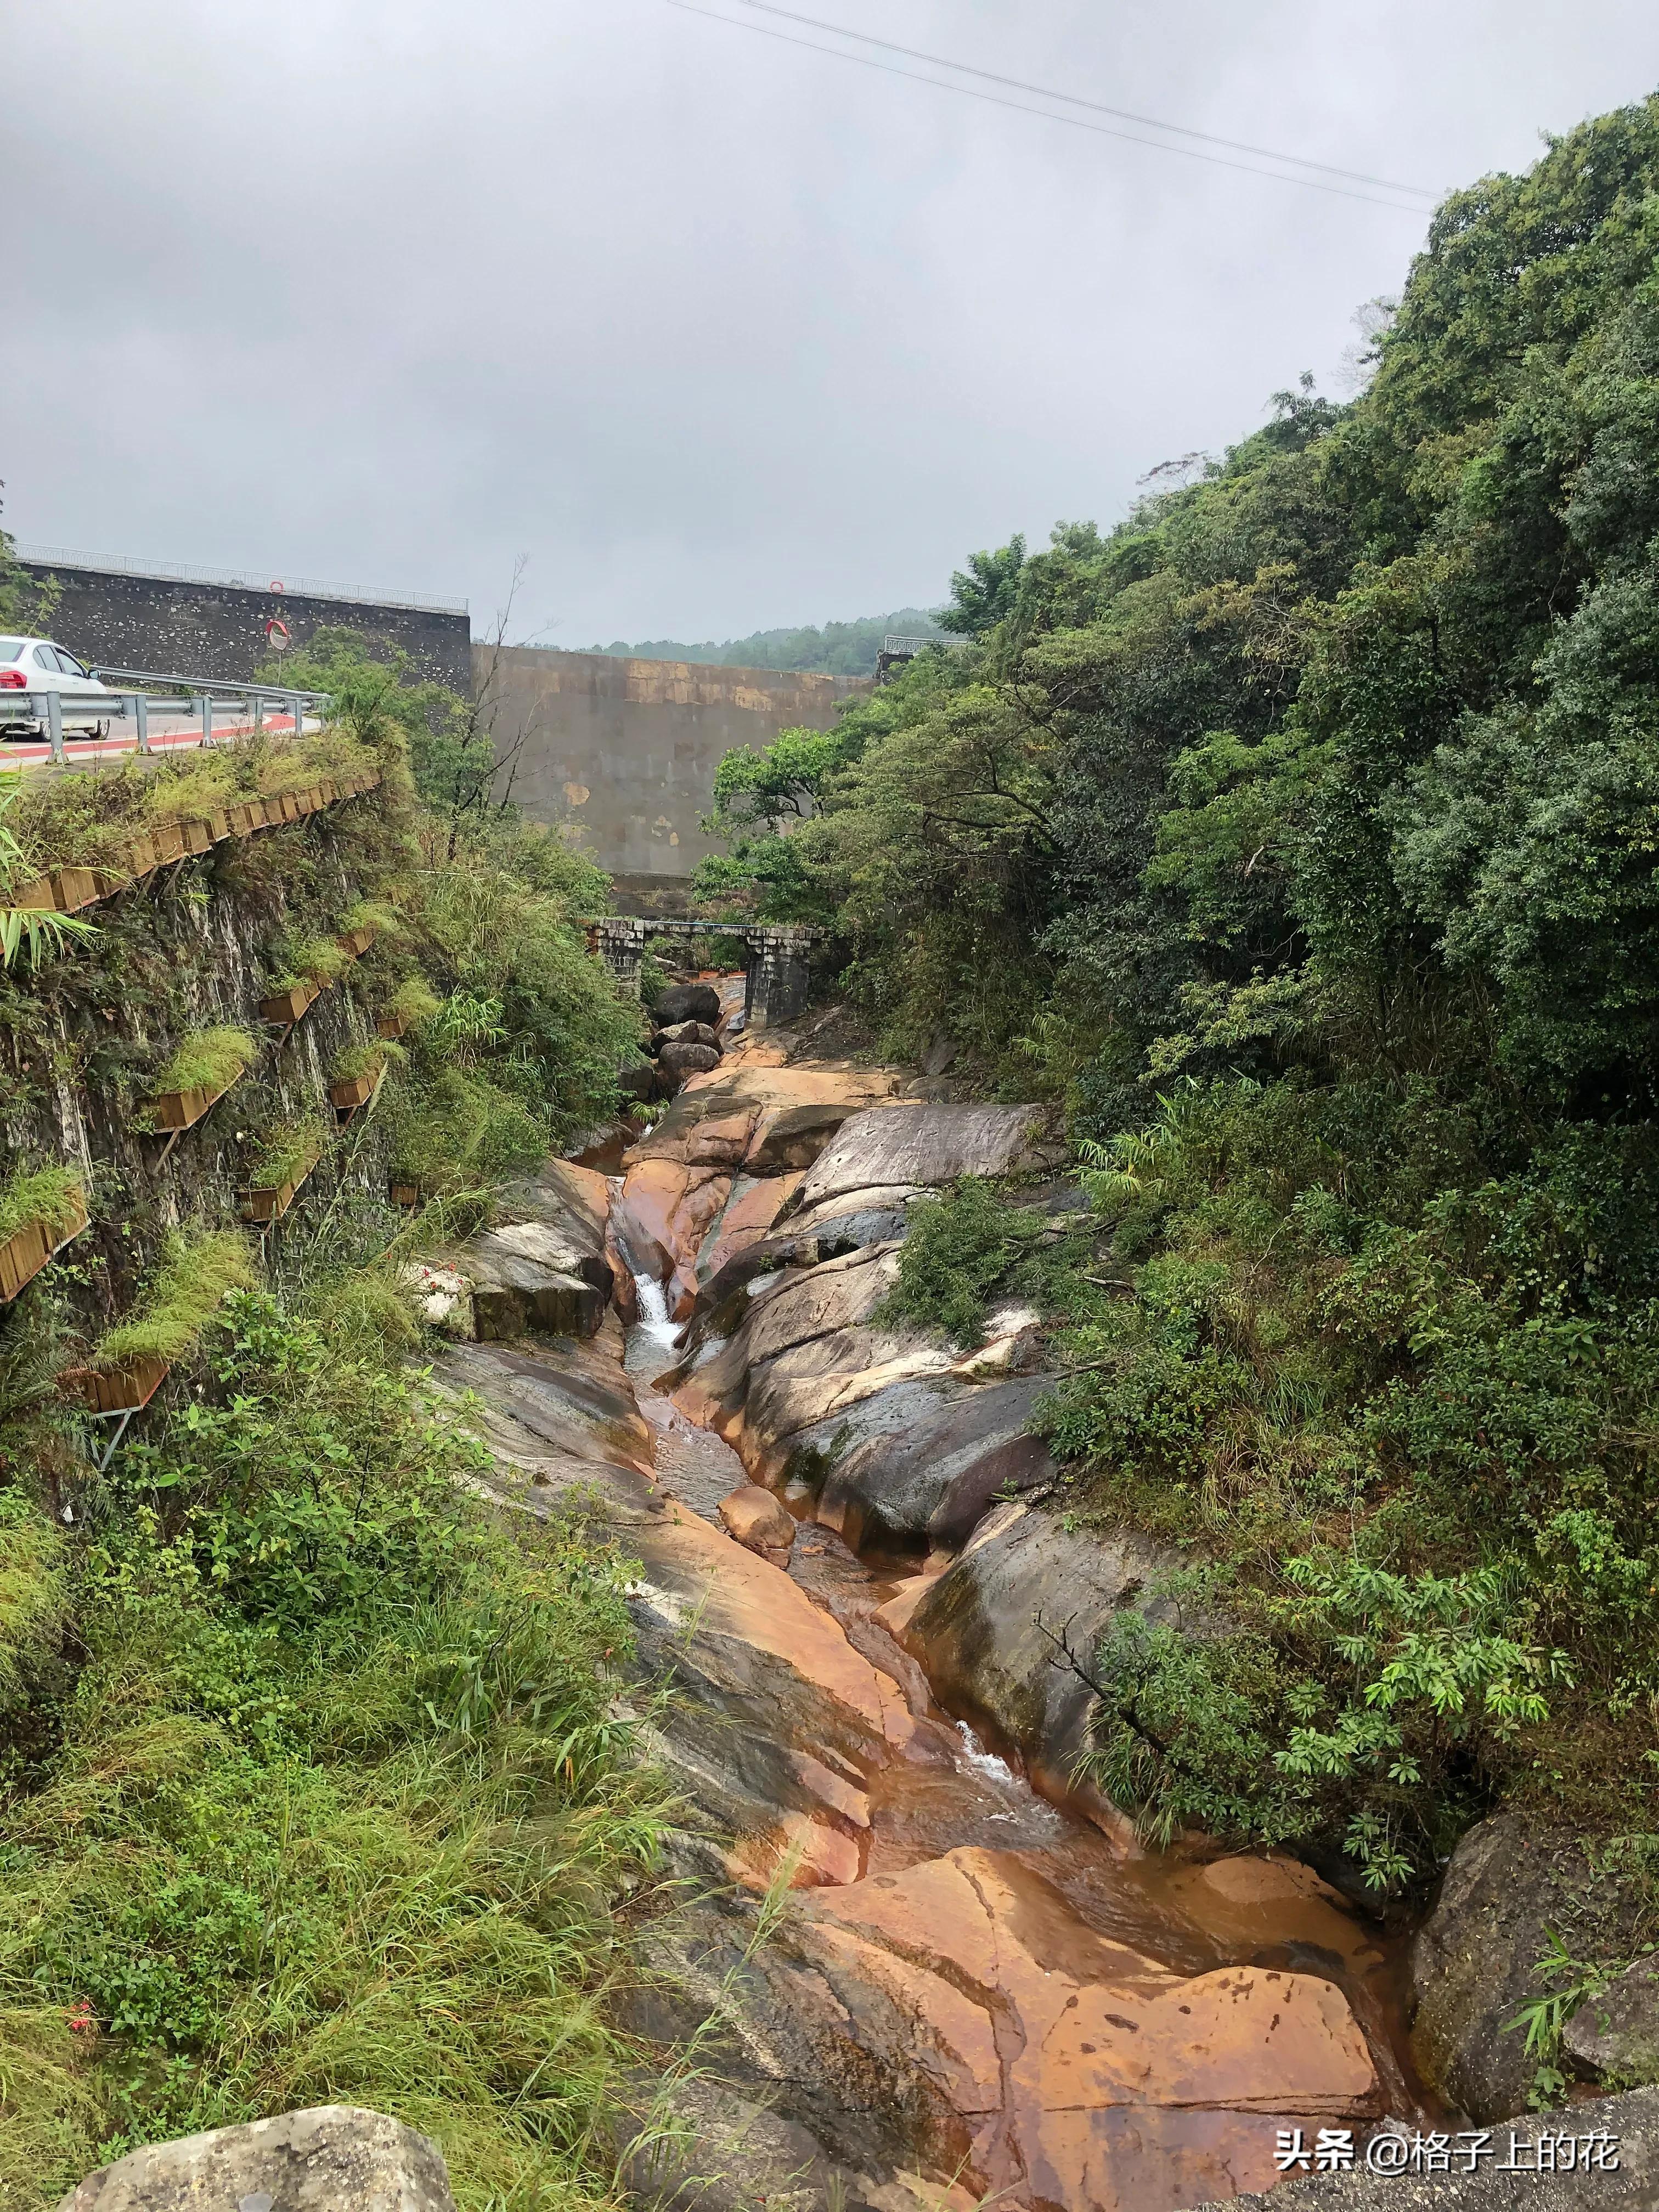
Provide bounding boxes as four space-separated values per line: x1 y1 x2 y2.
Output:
726 0 1437 200
662 0 1435 213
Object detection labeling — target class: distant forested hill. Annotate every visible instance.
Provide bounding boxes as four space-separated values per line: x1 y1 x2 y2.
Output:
580 607 948 677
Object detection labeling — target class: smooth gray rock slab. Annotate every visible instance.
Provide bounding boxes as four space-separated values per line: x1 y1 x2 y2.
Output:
495 1158 611 1276
745 1102 858 1176
817 1376 1054 1551
901 1497 1203 1808
796 1103 1048 1211
459 1159 616 1338
1178 2087 1659 2208
464 1226 607 1340
59 2105 455 2212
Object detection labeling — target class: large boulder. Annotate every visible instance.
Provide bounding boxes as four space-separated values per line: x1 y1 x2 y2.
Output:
60 2106 455 2212
817 1378 1054 1552
461 1222 608 1339
746 1102 860 1175
1410 1813 1647 2122
453 1158 616 1338
659 1040 723 1082
795 1103 1051 1212
720 1482 797 1561
901 1498 1203 1816
654 1019 723 1051
498 1156 612 1256
655 981 724 1026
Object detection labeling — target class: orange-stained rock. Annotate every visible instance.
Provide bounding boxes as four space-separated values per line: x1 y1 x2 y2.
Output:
719 1483 797 1554
649 1493 913 1749
803 1848 1380 2210
685 1108 760 1166
1158 1852 1386 1972
617 1157 732 1313
616 1157 691 1277
732 1810 865 1890
700 1170 803 1282
871 1572 943 1643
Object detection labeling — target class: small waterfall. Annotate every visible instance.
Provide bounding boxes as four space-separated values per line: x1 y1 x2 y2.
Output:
634 1271 682 1357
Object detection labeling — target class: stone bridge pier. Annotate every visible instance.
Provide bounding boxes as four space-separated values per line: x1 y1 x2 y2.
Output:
586 917 822 1031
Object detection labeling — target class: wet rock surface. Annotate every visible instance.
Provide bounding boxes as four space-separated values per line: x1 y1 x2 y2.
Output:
435 1019 1429 2209
901 1497 1209 1817
1182 2086 1659 2208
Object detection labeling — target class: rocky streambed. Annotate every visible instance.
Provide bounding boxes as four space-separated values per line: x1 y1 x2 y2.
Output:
424 1010 1456 2212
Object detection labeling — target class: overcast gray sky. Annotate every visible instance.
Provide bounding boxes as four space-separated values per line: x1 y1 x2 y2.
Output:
4 2 1656 644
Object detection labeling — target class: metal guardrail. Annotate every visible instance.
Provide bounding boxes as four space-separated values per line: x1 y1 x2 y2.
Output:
15 542 467 618
92 664 332 704
0 687 330 765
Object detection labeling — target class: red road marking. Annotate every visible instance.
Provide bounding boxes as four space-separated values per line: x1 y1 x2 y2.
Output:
0 714 305 769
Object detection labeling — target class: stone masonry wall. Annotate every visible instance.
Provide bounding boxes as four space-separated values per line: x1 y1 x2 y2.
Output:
20 561 472 692
1 797 397 1406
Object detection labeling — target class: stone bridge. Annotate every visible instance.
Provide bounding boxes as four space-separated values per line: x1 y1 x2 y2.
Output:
585 916 822 1030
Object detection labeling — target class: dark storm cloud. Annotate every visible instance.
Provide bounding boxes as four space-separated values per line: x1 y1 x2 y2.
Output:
4 1 1656 640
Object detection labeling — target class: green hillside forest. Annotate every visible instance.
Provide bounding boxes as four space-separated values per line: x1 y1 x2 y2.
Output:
581 607 950 678
695 94 1659 1891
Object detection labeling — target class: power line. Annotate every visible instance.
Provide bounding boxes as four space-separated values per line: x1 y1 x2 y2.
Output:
662 0 1436 213
727 0 1437 200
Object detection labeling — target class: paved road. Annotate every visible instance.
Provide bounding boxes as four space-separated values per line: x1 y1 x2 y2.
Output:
0 709 316 772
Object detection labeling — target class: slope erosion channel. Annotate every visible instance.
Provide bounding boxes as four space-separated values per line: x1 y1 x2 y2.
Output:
435 1006 1424 2212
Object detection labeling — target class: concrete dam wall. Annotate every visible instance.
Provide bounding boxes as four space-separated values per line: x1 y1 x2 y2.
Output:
479 645 868 909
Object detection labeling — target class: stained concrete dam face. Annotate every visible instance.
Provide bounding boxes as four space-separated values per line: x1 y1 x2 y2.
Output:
478 645 868 911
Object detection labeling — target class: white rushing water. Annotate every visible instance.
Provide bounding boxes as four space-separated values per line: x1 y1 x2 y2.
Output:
633 1271 684 1358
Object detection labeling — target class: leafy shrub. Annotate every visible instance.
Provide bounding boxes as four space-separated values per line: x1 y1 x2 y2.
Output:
876 1176 1048 1347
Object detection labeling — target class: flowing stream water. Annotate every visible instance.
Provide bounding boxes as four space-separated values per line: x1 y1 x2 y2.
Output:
617 1260 1427 2124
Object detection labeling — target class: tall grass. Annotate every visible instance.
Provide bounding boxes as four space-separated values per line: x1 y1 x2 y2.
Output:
0 1276 662 2208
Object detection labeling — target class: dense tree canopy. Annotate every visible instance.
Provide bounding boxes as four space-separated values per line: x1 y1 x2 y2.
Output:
699 94 1659 1121
695 95 1659 1889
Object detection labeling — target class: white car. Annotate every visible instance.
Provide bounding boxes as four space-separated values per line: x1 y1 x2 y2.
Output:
0 636 113 738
